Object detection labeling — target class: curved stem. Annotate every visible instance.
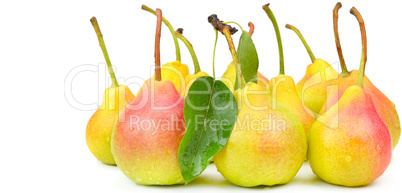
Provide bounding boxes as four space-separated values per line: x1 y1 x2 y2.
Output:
222 21 244 32
248 22 255 36
350 7 367 88
142 5 181 61
208 14 245 90
175 29 201 73
285 24 316 63
154 9 162 81
212 29 218 79
222 27 245 90
262 4 284 75
333 2 349 77
90 17 118 87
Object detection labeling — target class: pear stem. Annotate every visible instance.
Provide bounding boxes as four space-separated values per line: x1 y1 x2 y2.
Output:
222 21 244 32
333 2 349 77
248 22 255 36
90 17 118 87
175 28 201 74
350 7 367 88
142 5 181 62
208 14 245 90
212 29 218 79
154 9 162 81
285 24 316 63
263 4 285 75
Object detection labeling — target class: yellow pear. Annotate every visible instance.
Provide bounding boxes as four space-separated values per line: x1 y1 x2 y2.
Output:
86 85 134 165
270 75 315 133
284 24 339 116
214 82 307 186
86 17 135 165
220 62 269 93
262 6 315 134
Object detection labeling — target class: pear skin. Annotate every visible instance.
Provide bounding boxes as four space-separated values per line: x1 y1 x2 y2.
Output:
86 85 135 165
220 62 269 93
112 79 185 185
309 85 392 186
214 83 307 187
296 59 339 115
270 74 315 134
149 60 189 96
182 71 209 98
321 70 400 149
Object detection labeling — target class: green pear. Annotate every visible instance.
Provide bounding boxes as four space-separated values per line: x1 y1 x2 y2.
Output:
86 17 135 165
214 82 307 187
111 9 185 185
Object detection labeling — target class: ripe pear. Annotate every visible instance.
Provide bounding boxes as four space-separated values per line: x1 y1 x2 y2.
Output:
220 61 269 93
111 9 185 185
263 5 315 134
152 60 189 95
214 82 307 187
321 71 401 149
270 75 315 133
112 79 185 185
309 85 392 186
309 7 393 186
321 4 400 149
86 17 135 165
86 85 135 165
296 59 338 115
284 24 339 116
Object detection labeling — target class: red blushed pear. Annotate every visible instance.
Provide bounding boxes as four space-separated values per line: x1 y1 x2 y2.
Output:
111 9 185 185
86 17 135 165
320 3 400 149
285 24 338 116
263 4 315 134
308 7 392 187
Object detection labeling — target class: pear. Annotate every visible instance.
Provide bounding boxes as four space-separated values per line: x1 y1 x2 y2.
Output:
214 82 307 187
309 85 392 186
309 7 393 186
86 17 135 165
220 62 269 93
174 28 210 98
142 5 190 96
111 9 185 185
263 5 315 134
285 24 338 115
320 4 400 149
211 7 306 187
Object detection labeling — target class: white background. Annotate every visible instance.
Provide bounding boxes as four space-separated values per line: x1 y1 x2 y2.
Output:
1 0 401 192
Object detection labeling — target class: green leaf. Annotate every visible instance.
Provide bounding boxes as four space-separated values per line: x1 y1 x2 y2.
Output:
178 76 238 184
237 30 259 83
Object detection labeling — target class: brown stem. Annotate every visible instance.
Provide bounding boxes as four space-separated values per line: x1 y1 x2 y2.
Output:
248 22 255 37
350 7 367 87
208 14 245 90
333 2 349 77
154 9 162 81
208 14 238 35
